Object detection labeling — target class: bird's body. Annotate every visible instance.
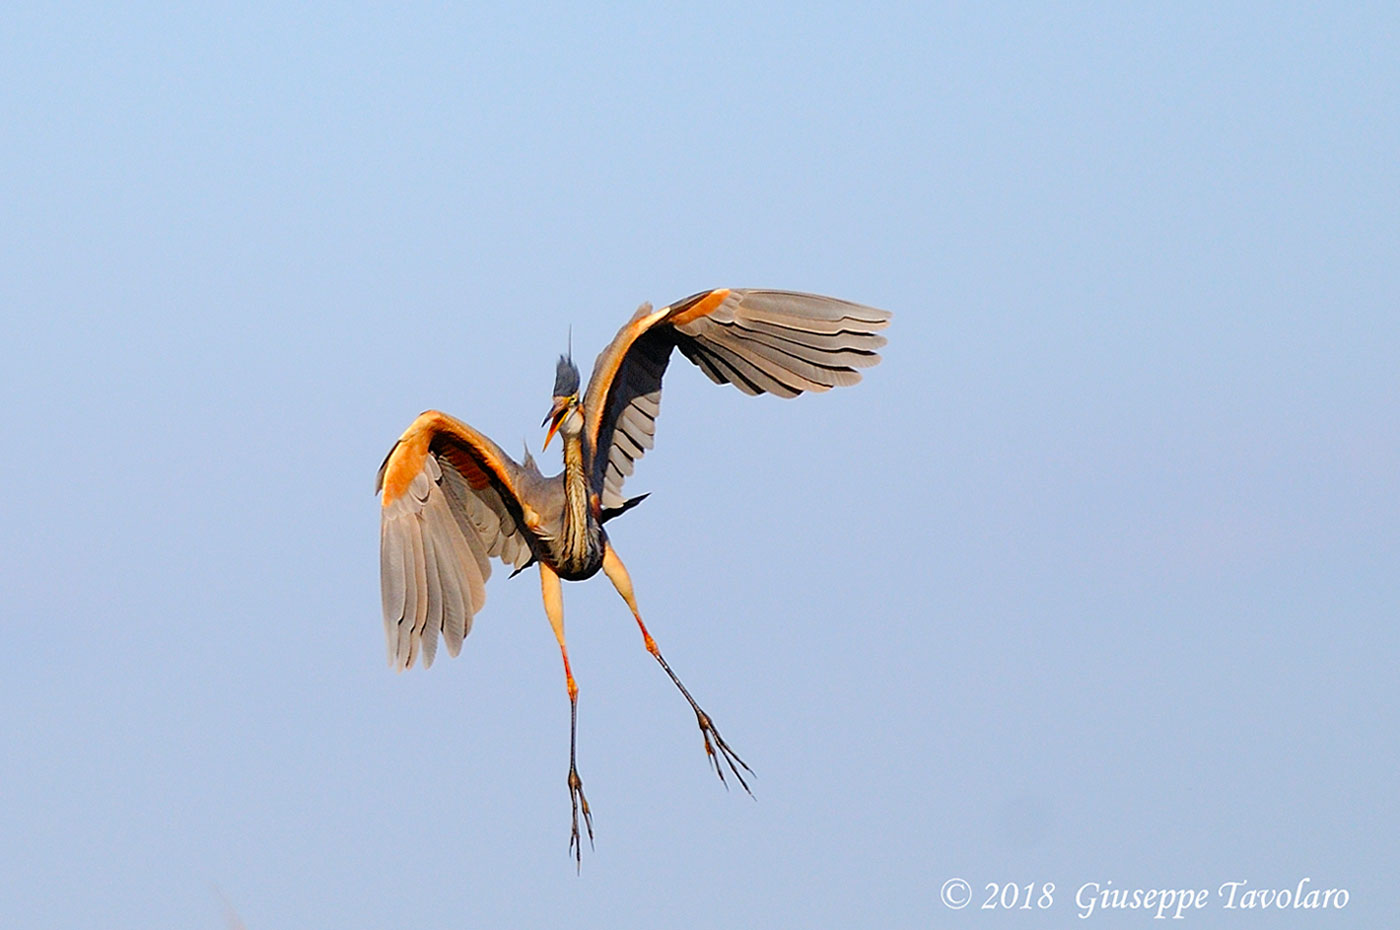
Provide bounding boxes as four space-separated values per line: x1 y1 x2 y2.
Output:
376 288 889 864
551 405 604 579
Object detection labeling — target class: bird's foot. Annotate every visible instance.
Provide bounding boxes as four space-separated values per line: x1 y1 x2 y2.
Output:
695 709 754 796
568 765 594 869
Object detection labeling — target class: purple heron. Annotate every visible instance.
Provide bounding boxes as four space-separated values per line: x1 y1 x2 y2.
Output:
376 288 889 863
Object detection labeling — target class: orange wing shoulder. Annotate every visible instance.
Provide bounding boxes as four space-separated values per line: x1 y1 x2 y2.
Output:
376 411 541 671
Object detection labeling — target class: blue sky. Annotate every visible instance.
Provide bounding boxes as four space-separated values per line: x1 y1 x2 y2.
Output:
2 3 1396 927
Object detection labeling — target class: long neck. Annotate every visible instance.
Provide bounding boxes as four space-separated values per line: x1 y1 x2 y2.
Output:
559 431 595 564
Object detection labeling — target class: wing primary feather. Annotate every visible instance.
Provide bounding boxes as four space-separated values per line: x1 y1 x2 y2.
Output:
703 325 846 391
731 316 888 352
425 493 469 657
688 337 805 397
725 306 888 335
380 518 408 666
679 341 760 393
417 503 445 669
729 289 891 324
406 510 430 670
731 323 884 369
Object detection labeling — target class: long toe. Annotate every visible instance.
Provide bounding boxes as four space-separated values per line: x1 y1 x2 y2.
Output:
567 768 595 869
696 711 754 795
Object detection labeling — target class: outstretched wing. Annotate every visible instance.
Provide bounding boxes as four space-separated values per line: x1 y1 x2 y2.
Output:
583 288 890 509
376 411 542 671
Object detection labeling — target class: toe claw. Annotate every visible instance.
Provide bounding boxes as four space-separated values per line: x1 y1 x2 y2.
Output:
568 768 594 869
694 709 753 796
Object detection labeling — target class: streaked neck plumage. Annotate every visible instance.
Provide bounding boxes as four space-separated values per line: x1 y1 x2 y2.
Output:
556 412 600 577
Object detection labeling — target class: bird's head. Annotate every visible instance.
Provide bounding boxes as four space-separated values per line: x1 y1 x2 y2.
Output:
543 354 583 449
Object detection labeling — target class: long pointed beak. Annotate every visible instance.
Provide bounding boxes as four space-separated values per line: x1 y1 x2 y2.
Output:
542 399 567 449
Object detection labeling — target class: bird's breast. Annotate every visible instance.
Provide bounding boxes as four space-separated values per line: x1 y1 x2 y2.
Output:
551 526 604 580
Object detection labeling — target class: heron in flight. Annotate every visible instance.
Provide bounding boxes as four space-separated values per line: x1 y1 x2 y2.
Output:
376 288 889 863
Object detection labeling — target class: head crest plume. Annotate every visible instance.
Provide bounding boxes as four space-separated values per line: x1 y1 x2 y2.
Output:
553 353 580 397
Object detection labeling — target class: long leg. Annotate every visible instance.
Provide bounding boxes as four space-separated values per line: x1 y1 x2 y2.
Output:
540 562 592 866
601 541 753 794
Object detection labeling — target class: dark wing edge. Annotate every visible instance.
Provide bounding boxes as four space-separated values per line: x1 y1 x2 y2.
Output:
583 288 890 509
376 412 540 671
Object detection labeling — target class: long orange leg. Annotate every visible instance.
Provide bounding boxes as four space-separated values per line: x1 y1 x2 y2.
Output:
602 541 753 794
540 562 592 866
